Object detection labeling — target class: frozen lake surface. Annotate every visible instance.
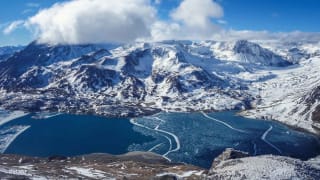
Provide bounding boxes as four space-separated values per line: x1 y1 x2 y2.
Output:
1 111 319 168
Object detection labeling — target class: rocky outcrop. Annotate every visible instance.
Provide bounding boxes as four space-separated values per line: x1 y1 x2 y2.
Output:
233 40 292 66
298 85 320 132
307 86 320 124
210 148 250 170
0 149 319 179
207 149 320 180
313 105 320 124
0 152 205 179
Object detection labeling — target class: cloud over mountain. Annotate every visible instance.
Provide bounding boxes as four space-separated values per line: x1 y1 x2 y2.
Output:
27 0 156 44
18 0 320 44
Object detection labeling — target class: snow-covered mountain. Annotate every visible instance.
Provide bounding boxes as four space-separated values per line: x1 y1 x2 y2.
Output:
0 46 24 62
208 40 292 66
0 40 319 134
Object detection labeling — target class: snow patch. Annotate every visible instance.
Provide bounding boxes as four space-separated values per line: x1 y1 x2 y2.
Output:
0 111 28 127
0 125 30 153
156 170 204 178
67 167 111 179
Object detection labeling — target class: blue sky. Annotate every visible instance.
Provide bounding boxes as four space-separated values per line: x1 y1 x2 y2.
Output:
0 0 319 46
220 0 320 32
0 0 66 45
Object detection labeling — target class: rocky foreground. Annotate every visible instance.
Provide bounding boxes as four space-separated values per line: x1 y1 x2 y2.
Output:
0 149 319 180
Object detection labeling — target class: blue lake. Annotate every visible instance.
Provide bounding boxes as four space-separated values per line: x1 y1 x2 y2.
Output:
2 114 154 157
1 111 320 169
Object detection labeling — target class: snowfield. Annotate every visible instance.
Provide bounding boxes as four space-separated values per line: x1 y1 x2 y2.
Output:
0 110 28 127
208 155 320 180
240 55 320 134
0 126 30 153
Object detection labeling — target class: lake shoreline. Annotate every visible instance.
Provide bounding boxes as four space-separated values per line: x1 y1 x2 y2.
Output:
0 149 319 179
1 106 319 137
1 110 320 169
18 107 320 137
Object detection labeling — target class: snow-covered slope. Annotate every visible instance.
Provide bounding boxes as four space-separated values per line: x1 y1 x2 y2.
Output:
208 40 292 66
207 148 320 179
209 155 320 179
240 54 320 134
0 40 319 134
0 46 24 62
0 40 252 115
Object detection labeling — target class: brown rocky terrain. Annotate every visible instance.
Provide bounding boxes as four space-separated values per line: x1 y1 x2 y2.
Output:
0 149 319 180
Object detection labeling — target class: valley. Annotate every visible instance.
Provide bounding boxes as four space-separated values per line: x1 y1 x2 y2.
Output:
0 40 319 134
0 39 320 179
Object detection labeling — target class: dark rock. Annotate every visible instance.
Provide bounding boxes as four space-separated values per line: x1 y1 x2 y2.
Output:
210 148 250 170
155 175 178 180
233 40 292 67
48 155 68 162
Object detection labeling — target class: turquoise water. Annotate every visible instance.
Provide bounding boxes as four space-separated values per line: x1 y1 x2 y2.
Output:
1 111 319 169
3 114 154 156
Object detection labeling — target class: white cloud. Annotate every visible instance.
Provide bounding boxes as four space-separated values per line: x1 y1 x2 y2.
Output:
171 0 223 28
3 20 25 35
19 0 320 44
27 0 156 44
149 0 320 43
150 0 224 41
151 20 223 41
151 21 182 40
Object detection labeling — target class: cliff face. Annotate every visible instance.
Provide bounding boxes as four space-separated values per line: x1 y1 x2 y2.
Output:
0 149 319 180
309 86 320 127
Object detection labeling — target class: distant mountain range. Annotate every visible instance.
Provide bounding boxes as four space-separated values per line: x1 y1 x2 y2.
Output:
0 40 319 134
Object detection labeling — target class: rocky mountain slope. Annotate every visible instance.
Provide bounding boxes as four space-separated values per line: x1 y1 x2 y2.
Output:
0 40 319 133
0 149 319 179
207 149 320 180
0 46 24 62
